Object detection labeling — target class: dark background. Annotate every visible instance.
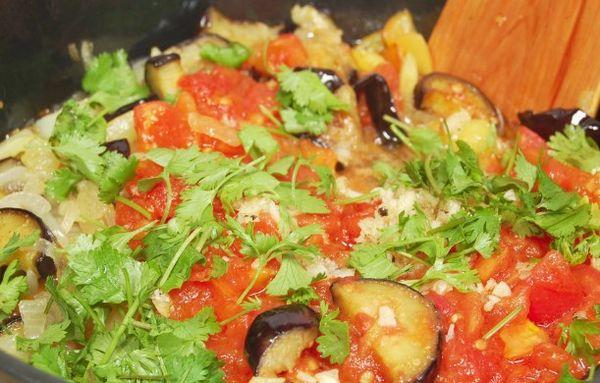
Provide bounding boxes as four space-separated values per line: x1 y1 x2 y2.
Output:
0 0 443 136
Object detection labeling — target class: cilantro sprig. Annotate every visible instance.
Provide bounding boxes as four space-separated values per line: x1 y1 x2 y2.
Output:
276 67 348 135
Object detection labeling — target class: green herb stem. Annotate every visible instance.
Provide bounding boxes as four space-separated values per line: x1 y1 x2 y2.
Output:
158 227 206 289
115 195 152 220
482 305 523 341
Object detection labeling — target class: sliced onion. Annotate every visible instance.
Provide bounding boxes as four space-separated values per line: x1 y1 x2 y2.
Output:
0 166 28 190
34 111 59 139
0 130 35 161
0 192 66 246
188 112 241 147
18 292 50 339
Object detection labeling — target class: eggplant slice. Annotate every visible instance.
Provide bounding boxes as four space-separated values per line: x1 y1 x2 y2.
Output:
245 304 319 377
103 139 131 158
145 53 184 100
518 108 600 144
0 208 55 278
331 279 440 383
414 72 504 132
354 74 403 146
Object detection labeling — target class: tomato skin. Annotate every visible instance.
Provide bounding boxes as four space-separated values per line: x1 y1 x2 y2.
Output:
527 251 584 326
265 34 309 71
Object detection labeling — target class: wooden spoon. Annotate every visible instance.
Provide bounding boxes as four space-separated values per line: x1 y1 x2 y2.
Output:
428 0 600 124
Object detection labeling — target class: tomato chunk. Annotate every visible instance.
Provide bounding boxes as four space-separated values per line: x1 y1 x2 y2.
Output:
527 251 584 326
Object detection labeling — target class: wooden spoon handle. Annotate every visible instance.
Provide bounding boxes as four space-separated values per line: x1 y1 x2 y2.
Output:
428 0 600 123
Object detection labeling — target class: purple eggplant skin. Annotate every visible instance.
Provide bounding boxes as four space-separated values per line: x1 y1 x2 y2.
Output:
104 96 157 122
518 108 600 144
146 53 181 68
414 72 505 134
244 304 319 374
103 139 131 158
294 67 344 92
35 254 56 280
354 74 403 145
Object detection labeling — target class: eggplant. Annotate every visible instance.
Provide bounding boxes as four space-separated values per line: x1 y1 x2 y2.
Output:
145 53 184 100
245 304 319 377
103 139 131 158
414 73 504 132
518 108 600 144
34 255 56 280
331 279 440 383
0 208 55 279
103 96 157 122
295 67 344 92
354 74 403 145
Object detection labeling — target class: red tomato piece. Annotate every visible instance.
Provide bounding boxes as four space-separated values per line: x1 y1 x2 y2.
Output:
527 251 584 326
134 101 195 151
265 33 309 70
178 66 278 127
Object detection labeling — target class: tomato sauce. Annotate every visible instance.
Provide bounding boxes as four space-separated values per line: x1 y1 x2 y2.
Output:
114 61 600 383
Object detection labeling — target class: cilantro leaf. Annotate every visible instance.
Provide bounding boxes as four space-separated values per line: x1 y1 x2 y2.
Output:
268 155 295 175
238 124 279 159
286 286 319 305
548 125 600 174
143 225 205 293
162 347 224 383
18 320 70 352
0 231 39 263
514 151 537 190
45 167 83 201
31 345 70 379
0 260 28 320
200 42 250 68
265 255 312 296
276 183 329 214
316 302 350 365
82 49 150 112
210 255 228 279
50 100 107 145
276 68 347 135
415 254 480 293
559 318 600 360
67 236 158 304
349 243 405 279
97 150 138 202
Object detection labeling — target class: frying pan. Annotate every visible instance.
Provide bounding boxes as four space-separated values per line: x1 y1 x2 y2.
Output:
0 1 595 382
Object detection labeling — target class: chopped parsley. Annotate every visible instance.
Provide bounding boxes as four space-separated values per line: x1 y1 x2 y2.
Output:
316 301 350 365
200 42 251 68
276 67 347 135
548 125 600 174
82 49 150 112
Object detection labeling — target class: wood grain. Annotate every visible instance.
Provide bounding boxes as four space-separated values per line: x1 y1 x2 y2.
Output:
551 0 600 114
428 0 599 124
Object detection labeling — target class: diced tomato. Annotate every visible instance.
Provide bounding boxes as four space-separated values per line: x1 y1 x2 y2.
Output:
517 126 599 202
169 281 216 320
265 34 309 71
527 251 584 326
437 336 505 383
134 101 195 151
178 66 278 127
